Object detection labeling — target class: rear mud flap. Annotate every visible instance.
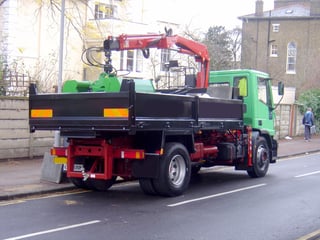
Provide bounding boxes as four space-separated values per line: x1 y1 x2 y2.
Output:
132 154 160 178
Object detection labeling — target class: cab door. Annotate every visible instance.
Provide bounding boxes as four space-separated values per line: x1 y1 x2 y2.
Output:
255 77 275 135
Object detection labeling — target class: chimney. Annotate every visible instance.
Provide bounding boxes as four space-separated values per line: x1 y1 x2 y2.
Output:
255 0 264 16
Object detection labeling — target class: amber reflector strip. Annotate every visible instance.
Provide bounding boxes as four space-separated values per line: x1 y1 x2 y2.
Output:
103 108 128 118
31 109 53 118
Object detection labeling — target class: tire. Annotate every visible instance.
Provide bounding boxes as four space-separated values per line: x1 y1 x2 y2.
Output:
247 137 270 178
87 177 117 191
152 142 191 197
139 178 158 195
70 178 90 189
191 165 201 175
69 157 92 189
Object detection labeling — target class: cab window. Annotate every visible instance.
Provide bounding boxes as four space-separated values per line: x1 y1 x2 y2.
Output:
258 77 271 105
234 76 247 97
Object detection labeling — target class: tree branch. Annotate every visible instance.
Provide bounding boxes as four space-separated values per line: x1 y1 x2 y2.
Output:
0 0 8 7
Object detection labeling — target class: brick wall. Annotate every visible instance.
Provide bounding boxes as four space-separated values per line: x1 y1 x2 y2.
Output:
0 97 54 160
275 104 304 139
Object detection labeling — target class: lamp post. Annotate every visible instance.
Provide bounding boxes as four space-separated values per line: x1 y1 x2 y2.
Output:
54 0 65 147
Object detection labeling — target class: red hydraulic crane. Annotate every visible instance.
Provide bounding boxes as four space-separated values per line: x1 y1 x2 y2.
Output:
103 31 210 89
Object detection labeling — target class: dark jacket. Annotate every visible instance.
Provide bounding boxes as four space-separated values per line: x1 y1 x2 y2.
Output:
303 110 314 126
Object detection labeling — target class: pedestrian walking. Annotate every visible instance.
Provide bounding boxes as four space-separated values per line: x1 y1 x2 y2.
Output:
302 107 314 141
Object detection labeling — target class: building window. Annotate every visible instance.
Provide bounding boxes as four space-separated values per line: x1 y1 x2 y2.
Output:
136 50 143 72
126 50 134 71
286 42 297 74
160 49 170 71
94 3 117 19
272 24 280 32
270 44 278 57
120 50 143 72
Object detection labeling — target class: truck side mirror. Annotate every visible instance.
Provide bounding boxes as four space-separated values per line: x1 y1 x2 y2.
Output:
278 82 284 96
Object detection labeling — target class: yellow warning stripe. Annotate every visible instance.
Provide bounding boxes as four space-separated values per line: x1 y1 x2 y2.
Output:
31 109 53 118
103 108 128 118
53 157 67 164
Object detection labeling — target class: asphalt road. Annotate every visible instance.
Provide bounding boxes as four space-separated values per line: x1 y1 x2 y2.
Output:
1 153 320 240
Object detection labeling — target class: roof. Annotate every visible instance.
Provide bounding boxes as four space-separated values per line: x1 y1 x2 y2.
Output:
239 4 315 20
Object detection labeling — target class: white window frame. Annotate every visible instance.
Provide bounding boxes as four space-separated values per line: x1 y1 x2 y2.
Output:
270 44 278 57
136 50 143 72
272 24 280 33
120 50 143 73
286 42 297 74
160 49 170 71
94 2 117 20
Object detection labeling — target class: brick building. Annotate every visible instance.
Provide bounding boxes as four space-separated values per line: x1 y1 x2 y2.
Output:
239 0 320 95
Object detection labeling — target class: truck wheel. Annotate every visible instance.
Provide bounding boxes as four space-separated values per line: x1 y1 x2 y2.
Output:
152 142 191 197
247 137 270 178
191 165 201 175
87 177 117 191
69 157 92 189
139 178 158 195
70 178 89 189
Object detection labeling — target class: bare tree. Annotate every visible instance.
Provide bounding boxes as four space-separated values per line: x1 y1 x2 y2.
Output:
182 24 203 42
31 51 59 93
229 27 242 69
0 0 8 7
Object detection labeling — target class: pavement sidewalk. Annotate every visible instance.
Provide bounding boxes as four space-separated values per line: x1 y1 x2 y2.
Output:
0 135 319 201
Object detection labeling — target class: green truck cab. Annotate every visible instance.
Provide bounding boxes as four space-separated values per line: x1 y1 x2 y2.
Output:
209 69 282 137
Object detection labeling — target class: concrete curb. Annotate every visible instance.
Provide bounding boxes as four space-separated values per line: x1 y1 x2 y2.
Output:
0 184 76 201
278 150 320 159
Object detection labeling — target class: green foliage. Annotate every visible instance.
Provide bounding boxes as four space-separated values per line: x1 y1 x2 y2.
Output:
0 57 5 96
0 60 2 80
0 53 4 81
202 26 241 71
297 89 320 127
203 26 232 71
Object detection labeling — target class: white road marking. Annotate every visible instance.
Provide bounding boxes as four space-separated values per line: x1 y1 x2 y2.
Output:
0 181 138 207
167 183 267 207
27 189 90 200
0 200 26 207
3 220 101 240
295 170 320 178
0 189 89 207
296 228 320 240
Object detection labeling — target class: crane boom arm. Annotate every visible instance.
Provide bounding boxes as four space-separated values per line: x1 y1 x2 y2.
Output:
103 33 210 88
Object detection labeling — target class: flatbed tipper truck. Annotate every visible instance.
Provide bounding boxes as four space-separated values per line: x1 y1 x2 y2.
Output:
29 31 283 197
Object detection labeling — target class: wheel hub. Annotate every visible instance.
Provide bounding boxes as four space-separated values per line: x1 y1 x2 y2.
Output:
257 145 268 167
169 154 186 187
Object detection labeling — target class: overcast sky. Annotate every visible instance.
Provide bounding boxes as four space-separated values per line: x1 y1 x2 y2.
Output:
147 0 274 30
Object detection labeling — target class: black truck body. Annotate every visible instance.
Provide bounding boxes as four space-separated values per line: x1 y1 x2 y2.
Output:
30 81 243 136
